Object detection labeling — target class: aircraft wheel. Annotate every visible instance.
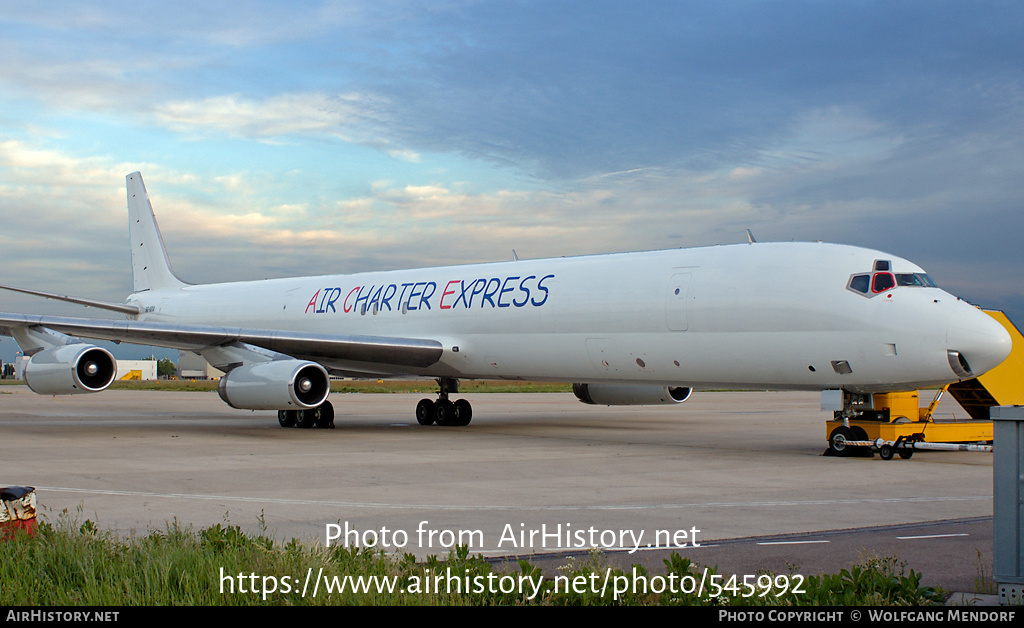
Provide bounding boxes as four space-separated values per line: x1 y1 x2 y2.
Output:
278 410 297 428
453 399 473 426
435 399 455 426
850 427 870 455
314 401 335 429
878 444 894 461
416 399 436 425
828 427 855 457
295 408 317 429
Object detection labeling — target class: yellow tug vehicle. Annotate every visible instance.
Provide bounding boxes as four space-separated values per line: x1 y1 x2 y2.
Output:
826 310 1024 460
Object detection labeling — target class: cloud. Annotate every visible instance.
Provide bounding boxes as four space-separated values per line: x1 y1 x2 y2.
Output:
149 91 433 161
386 148 421 162
0 140 119 183
153 92 384 139
1 0 1022 333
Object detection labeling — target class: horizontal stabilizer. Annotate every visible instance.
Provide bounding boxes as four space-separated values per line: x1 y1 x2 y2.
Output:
0 284 140 315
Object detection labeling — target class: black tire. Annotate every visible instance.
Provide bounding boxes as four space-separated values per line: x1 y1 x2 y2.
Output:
416 399 435 425
295 408 317 429
314 401 335 429
828 426 855 457
435 399 455 426
278 409 297 428
850 426 871 456
898 449 914 460
879 444 894 461
453 399 473 426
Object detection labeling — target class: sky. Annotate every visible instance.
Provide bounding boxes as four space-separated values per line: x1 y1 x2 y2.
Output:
2 0 1023 362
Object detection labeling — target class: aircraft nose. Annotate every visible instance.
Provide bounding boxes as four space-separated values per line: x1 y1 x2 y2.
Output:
947 308 1012 379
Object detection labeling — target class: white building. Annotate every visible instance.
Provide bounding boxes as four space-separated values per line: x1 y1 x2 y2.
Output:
177 350 224 380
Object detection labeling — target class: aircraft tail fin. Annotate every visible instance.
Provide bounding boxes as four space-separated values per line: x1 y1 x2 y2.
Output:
126 172 187 293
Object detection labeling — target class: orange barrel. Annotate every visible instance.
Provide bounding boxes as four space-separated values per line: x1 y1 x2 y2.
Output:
0 486 37 539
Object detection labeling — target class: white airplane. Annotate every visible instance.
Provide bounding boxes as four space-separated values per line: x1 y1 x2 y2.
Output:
0 172 1013 430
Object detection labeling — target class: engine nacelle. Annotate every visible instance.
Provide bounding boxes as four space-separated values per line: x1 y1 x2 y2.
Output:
217 360 330 410
23 344 117 395
573 383 692 406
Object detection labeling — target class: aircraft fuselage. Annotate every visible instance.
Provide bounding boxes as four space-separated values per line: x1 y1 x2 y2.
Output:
129 241 1009 393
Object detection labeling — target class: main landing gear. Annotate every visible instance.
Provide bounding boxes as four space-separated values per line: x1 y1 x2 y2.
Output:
415 378 473 426
278 400 335 429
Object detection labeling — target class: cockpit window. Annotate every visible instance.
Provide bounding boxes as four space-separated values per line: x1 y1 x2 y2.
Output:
847 266 938 298
848 274 870 294
896 273 937 287
871 272 895 293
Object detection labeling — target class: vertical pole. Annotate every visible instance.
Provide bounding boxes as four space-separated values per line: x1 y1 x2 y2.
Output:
991 406 1024 605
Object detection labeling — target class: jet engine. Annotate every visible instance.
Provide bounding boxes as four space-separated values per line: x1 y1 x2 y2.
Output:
573 383 692 406
216 360 330 410
23 344 117 395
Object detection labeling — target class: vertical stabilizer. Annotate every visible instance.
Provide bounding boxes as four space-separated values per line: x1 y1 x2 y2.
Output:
126 172 186 293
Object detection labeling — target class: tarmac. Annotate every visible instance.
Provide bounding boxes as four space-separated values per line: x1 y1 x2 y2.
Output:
0 385 1001 600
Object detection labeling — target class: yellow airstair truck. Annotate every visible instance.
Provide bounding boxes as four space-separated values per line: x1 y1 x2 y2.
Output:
825 310 1024 460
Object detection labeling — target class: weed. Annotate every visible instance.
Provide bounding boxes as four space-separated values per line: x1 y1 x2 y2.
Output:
974 548 997 595
0 519 946 606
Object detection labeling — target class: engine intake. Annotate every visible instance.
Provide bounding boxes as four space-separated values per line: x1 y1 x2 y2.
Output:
23 344 117 395
573 383 692 406
217 360 330 410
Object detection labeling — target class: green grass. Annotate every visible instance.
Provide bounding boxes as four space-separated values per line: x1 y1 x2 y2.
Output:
0 514 945 606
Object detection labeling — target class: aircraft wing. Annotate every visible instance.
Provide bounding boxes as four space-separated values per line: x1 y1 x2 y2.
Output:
0 312 443 368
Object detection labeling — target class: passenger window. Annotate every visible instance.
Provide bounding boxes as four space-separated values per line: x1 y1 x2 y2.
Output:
849 274 870 293
872 272 895 293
